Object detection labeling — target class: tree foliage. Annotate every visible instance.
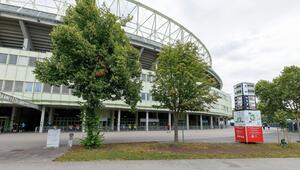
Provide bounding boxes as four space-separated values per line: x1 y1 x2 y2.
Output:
274 110 289 129
256 66 300 138
152 42 218 143
34 0 141 148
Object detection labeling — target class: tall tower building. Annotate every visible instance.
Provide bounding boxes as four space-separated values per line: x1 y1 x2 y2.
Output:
234 82 256 111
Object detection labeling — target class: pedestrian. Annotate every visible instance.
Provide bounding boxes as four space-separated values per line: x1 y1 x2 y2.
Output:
21 122 26 132
167 124 171 133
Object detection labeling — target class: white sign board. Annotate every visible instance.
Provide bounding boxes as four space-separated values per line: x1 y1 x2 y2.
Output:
46 129 61 148
234 110 262 127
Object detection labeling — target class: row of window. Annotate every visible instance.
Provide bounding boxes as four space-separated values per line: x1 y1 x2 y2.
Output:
0 79 156 100
141 73 155 82
0 53 157 83
0 80 70 94
0 53 39 67
140 92 155 102
212 104 230 112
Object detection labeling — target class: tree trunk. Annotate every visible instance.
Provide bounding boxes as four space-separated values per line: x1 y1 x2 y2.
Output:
81 98 102 148
173 112 179 143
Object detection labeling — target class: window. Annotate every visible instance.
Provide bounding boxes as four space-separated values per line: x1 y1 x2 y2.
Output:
43 84 52 93
3 80 13 91
0 53 7 64
17 56 29 66
61 85 69 94
24 82 33 92
28 57 36 67
52 85 61 94
147 93 152 101
141 74 147 82
14 81 23 92
150 75 155 82
8 55 17 65
0 80 3 90
141 93 147 101
147 74 151 82
34 82 42 92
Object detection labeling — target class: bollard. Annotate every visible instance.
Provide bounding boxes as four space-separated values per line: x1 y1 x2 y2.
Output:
68 132 74 147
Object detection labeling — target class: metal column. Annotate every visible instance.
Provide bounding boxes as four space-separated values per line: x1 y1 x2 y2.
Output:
48 108 53 125
111 111 114 131
39 106 45 133
200 114 203 130
186 113 189 130
168 112 172 131
135 112 139 130
10 106 16 131
210 116 213 129
146 111 149 131
117 110 121 132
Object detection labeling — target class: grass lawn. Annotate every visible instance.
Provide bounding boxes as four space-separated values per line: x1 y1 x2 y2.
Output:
56 143 300 161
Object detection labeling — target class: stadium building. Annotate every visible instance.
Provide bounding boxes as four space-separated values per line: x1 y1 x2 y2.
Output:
0 0 232 133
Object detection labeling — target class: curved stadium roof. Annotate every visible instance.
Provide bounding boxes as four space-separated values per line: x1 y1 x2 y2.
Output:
0 0 212 66
0 0 223 88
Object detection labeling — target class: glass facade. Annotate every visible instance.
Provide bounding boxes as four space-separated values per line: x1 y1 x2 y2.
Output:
0 53 7 64
24 82 33 92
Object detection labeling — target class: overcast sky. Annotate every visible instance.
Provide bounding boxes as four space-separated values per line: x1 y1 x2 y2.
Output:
139 0 300 99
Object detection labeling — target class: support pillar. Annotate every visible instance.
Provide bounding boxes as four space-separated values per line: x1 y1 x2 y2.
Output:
10 106 16 131
39 106 46 133
168 112 172 131
156 112 159 129
210 116 213 129
135 112 138 130
48 108 53 125
117 110 121 132
186 113 189 130
146 111 149 131
218 117 221 129
111 111 114 131
19 20 32 50
82 112 85 133
200 114 203 130
195 115 199 129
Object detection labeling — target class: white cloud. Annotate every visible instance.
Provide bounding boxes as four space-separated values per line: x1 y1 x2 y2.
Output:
139 0 300 104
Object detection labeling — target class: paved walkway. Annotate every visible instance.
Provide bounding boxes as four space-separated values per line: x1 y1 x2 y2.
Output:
1 158 300 170
0 128 299 170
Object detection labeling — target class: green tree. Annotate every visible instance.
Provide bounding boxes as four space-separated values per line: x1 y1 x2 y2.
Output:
256 80 284 123
274 110 290 144
256 66 300 140
152 42 218 143
34 0 141 148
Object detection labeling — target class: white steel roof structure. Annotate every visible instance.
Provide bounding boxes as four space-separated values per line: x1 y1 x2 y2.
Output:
0 0 212 66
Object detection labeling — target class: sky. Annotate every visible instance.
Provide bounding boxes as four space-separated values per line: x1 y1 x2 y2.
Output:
138 0 300 99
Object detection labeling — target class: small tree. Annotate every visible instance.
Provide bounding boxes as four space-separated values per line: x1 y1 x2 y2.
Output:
275 66 300 139
274 110 289 144
256 66 300 141
152 42 218 143
34 0 141 148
